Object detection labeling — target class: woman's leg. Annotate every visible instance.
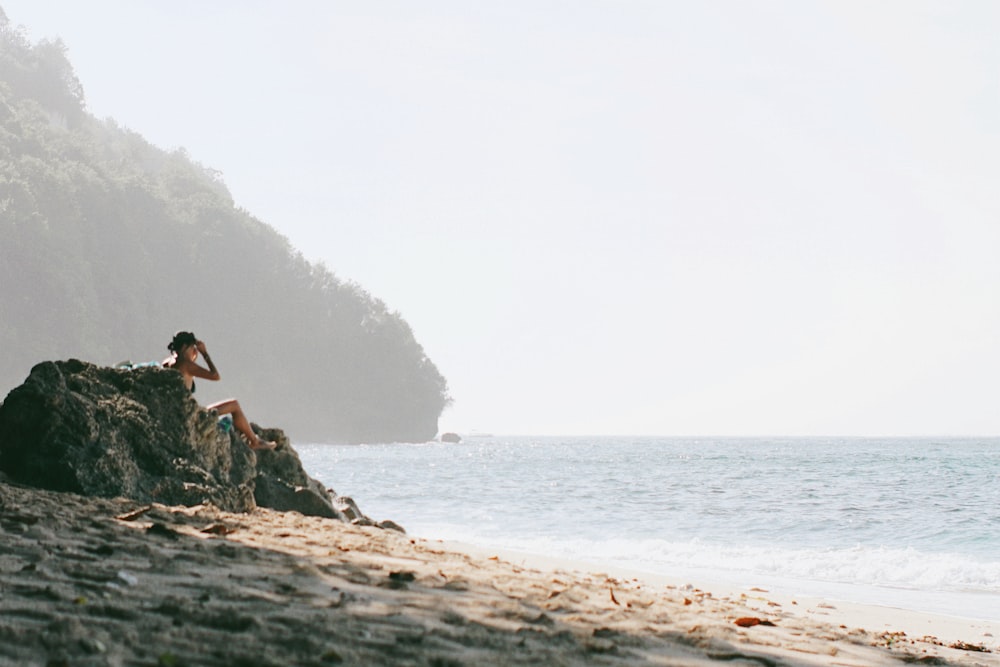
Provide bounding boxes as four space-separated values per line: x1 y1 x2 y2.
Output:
208 399 276 450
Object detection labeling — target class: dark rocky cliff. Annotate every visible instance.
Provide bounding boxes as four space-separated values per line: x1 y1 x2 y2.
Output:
0 360 402 531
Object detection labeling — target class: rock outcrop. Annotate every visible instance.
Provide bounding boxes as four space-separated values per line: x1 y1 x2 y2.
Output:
0 360 396 529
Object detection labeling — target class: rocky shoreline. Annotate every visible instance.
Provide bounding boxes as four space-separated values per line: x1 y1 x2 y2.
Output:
0 360 395 529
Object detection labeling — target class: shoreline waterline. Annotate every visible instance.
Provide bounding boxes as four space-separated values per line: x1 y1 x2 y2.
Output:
404 528 1000 624
298 436 1000 624
1 480 997 664
434 537 1000 646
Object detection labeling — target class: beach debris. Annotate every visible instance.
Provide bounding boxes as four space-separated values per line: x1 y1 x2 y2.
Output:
116 570 139 586
116 505 153 522
949 641 991 653
874 631 908 648
200 522 237 536
609 587 620 605
734 617 777 628
82 638 107 655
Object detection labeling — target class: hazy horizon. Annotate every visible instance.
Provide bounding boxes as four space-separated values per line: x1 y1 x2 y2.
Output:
5 1 999 437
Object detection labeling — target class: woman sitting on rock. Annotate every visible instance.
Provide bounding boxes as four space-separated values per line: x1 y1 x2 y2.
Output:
163 331 276 451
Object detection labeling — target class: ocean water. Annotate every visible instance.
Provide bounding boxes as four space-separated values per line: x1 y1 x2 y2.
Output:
297 437 1000 620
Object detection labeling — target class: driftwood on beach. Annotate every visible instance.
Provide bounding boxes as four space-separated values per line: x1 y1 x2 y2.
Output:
0 359 396 529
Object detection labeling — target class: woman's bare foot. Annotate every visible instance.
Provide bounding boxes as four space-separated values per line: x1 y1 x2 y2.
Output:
248 437 277 451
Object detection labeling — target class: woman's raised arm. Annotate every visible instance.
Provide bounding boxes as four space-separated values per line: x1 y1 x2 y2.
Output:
191 340 221 381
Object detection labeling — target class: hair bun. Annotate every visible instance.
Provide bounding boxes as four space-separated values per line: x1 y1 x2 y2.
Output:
169 331 197 353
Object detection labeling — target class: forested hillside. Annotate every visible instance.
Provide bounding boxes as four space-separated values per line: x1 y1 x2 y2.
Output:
0 9 450 443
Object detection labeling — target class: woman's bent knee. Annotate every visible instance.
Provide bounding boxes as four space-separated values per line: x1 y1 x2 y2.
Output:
208 399 240 414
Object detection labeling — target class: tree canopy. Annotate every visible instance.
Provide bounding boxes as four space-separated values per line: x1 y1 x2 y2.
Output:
0 11 450 443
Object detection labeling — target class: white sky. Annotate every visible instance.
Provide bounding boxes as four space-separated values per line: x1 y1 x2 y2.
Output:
5 1 999 436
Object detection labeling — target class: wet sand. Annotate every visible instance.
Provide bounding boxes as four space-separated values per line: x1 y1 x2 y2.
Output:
1 479 997 666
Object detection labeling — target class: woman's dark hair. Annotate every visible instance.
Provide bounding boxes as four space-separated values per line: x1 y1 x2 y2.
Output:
168 331 197 353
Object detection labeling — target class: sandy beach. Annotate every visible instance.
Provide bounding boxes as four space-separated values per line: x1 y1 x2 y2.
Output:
1 479 997 667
